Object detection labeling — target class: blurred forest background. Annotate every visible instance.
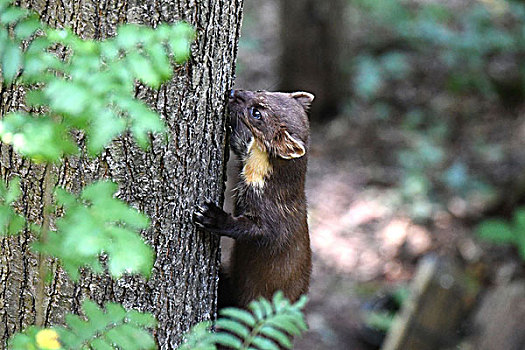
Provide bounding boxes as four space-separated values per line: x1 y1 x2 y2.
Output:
233 0 525 349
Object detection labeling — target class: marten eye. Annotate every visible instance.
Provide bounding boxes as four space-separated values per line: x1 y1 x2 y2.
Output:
250 107 262 120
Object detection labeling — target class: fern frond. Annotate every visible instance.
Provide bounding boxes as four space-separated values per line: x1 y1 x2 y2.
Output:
176 292 308 350
217 291 308 349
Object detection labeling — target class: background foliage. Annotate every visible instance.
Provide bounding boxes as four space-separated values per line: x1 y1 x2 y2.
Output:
344 0 525 221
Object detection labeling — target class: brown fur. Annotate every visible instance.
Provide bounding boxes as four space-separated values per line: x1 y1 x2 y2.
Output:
194 89 314 308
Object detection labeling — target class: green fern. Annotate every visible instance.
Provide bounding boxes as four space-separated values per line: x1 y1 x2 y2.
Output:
9 299 157 350
178 292 309 350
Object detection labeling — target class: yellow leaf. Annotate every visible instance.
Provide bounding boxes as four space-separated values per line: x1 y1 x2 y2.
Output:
35 329 61 350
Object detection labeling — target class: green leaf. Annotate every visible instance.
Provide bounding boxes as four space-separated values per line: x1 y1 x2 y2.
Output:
105 303 127 324
365 311 395 332
54 187 77 208
115 97 165 148
248 299 265 321
57 328 82 349
25 90 49 108
477 219 515 244
8 326 43 350
124 326 156 349
513 208 525 232
210 333 242 349
215 319 250 339
2 41 22 84
178 322 216 350
86 109 126 156
127 52 161 88
169 22 195 63
259 325 293 349
0 6 27 24
251 335 280 350
266 315 302 336
106 226 154 278
127 310 157 328
0 113 78 162
219 308 256 327
170 37 191 64
105 324 154 350
54 300 157 350
292 295 308 310
7 214 25 235
0 177 25 236
14 15 41 39
116 24 140 50
9 333 36 350
45 80 91 117
5 177 21 204
259 297 274 318
81 181 150 229
65 314 92 339
90 338 114 350
0 0 12 13
82 300 107 331
146 42 172 80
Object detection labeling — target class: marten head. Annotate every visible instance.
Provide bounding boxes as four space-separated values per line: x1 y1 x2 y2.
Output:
228 90 313 160
228 89 314 188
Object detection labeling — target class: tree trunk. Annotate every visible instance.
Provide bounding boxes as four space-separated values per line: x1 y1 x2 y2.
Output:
279 0 347 121
0 0 243 348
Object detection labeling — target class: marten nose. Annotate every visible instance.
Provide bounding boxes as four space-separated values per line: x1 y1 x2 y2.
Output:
229 89 246 103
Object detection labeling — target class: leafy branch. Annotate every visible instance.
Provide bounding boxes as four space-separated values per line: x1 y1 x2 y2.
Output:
0 0 194 281
0 0 195 160
33 181 153 281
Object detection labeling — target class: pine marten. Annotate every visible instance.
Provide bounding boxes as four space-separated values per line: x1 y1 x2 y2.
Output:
194 89 313 308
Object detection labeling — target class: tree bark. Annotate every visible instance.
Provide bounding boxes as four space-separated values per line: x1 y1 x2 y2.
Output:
0 0 243 348
279 0 347 121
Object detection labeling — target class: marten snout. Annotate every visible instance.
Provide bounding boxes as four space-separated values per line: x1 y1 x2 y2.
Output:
229 89 247 103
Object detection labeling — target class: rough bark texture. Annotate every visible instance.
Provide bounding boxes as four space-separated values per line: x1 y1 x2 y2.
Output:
279 0 346 121
0 0 243 348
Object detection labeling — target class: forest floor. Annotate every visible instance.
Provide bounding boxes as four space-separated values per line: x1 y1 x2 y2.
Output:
296 112 525 349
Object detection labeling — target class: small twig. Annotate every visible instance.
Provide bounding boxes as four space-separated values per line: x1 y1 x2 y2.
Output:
35 163 54 327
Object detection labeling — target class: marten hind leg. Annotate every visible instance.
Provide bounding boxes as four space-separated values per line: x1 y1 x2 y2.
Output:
217 267 237 310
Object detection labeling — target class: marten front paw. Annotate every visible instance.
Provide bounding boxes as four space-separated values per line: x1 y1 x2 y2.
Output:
193 202 229 234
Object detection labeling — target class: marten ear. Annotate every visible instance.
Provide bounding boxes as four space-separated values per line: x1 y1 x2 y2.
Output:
291 91 315 111
275 130 306 159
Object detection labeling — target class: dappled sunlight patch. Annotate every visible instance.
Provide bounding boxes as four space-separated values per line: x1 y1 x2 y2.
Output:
341 199 388 228
376 218 410 257
311 228 359 272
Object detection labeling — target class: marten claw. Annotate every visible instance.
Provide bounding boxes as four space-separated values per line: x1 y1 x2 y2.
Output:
193 202 228 233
